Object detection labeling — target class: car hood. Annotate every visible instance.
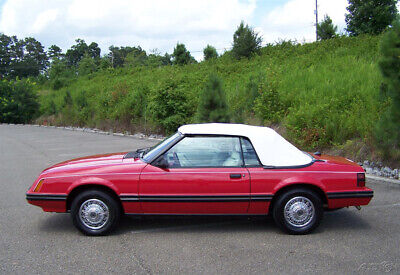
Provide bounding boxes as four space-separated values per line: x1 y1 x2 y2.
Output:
50 152 126 167
41 152 145 176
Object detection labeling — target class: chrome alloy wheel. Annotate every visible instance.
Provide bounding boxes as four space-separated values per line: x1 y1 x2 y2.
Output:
284 196 315 227
79 199 109 230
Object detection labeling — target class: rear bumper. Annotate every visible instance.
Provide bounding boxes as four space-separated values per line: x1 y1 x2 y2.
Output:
26 193 67 212
326 189 373 209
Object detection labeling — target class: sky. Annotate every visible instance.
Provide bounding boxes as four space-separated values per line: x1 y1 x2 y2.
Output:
0 0 398 60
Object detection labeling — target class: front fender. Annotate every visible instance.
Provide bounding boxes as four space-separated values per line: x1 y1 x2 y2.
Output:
67 176 120 195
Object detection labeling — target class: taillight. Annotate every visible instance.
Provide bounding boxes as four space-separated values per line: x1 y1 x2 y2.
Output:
357 173 365 187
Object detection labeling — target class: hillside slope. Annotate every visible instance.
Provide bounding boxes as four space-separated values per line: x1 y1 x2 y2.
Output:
38 35 384 159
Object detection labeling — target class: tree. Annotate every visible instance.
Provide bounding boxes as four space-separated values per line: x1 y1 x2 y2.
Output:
124 46 147 68
65 39 89 66
48 45 63 61
108 46 145 68
0 34 48 79
0 33 16 78
99 56 112 69
203 45 218 61
143 49 173 67
20 37 48 76
48 58 75 89
161 53 172 65
108 46 125 67
88 42 101 59
375 18 400 153
345 0 398 36
172 43 194 65
144 49 167 68
197 74 230 123
232 21 262 59
317 15 338 40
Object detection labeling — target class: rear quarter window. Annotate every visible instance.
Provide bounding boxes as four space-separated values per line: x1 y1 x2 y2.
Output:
240 137 261 167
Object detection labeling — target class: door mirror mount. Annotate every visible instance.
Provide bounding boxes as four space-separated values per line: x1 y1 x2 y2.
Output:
154 156 169 169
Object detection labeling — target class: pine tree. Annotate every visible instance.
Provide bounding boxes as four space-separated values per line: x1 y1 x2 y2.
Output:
197 74 230 123
317 15 338 40
172 43 194 65
232 21 262 59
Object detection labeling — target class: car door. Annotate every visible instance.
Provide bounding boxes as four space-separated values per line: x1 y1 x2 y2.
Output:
240 137 275 214
139 135 250 214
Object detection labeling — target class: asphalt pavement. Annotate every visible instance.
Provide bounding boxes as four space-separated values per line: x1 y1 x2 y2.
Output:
0 124 399 274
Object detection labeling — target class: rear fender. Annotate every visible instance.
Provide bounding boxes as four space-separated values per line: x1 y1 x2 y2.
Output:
273 176 327 194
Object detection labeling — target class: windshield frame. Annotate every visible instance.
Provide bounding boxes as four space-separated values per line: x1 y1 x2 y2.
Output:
142 132 183 163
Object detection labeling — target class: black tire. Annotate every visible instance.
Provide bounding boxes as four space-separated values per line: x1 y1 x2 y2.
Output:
272 188 323 235
71 190 121 236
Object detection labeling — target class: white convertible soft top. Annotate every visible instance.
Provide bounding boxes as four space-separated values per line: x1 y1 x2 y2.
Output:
178 123 313 167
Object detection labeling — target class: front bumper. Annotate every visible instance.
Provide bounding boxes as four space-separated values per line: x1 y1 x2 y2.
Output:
26 193 67 212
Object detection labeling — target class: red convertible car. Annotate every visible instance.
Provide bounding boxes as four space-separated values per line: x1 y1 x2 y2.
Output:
26 123 373 235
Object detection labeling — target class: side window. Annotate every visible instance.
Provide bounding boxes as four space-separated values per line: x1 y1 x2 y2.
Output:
164 136 243 168
240 138 261 167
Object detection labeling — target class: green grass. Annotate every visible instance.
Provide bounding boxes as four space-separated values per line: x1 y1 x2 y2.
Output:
38 34 385 156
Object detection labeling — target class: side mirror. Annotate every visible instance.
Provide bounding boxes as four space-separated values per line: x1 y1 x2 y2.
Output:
154 156 169 169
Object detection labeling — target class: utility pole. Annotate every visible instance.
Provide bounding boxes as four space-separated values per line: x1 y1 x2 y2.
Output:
315 0 318 41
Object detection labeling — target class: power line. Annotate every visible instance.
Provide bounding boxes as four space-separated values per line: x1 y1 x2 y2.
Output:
189 47 232 53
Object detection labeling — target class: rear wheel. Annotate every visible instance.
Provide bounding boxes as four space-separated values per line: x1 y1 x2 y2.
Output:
272 188 323 234
71 190 121 236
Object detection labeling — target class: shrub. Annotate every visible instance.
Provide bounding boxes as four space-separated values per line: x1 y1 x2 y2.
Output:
0 79 39 123
116 86 149 123
74 90 91 125
62 90 73 107
230 73 263 123
48 59 75 90
78 55 98 76
40 96 57 116
149 80 194 133
254 78 286 125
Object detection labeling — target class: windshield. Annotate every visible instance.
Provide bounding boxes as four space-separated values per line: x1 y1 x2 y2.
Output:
142 132 181 163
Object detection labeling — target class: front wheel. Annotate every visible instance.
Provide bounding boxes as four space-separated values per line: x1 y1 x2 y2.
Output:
71 190 121 236
272 188 323 234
